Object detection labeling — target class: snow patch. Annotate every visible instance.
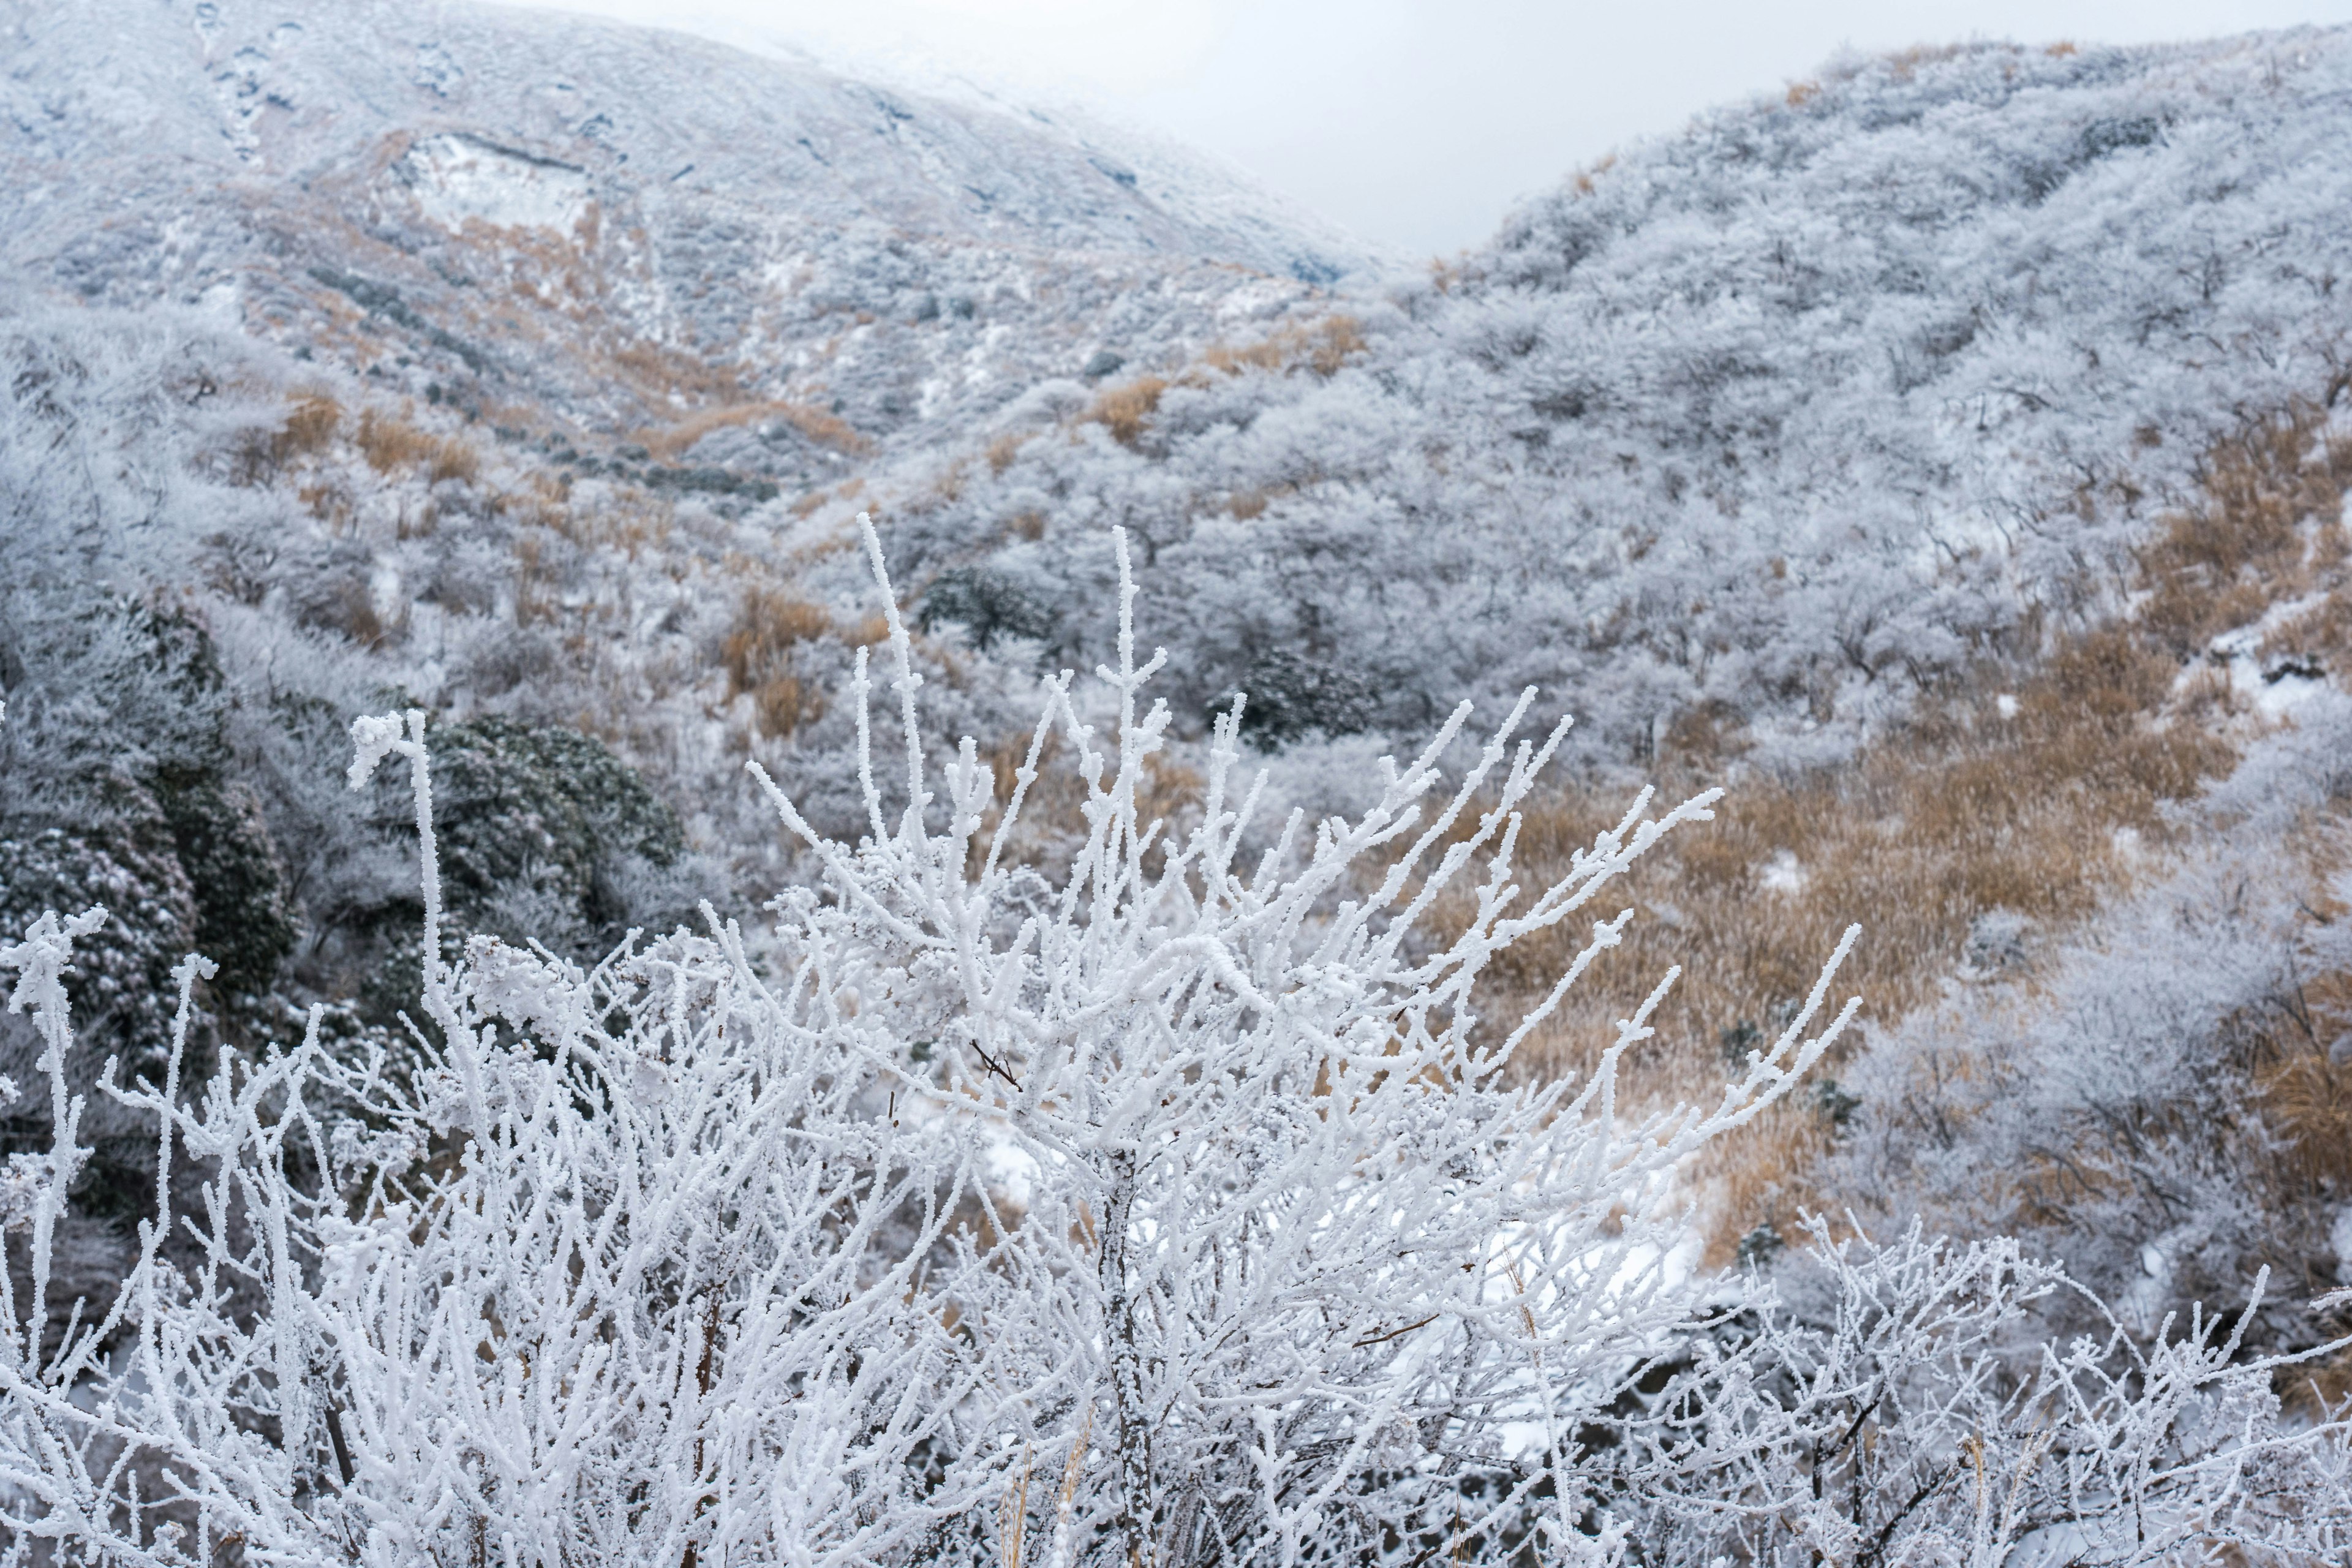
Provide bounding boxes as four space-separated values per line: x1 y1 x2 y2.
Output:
398 134 589 233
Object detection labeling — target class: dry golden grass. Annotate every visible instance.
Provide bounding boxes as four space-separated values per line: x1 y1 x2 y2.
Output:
1065 317 1368 452
597 340 749 425
1202 316 1367 379
1433 400 2352 1264
1885 42 1966 80
1081 377 1169 449
356 409 480 486
2139 401 2352 656
303 577 401 650
634 399 870 462
1570 154 1618 198
720 588 888 738
282 392 342 456
228 391 344 484
1450 629 2232 1263
987 431 1033 476
513 532 554 627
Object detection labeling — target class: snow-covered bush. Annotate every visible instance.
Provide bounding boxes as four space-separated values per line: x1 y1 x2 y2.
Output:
0 522 2340 1566
0 521 1844 1563
1618 1223 2352 1567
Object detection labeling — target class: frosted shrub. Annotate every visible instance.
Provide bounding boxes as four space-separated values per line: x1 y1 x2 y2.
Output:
0 728 1019 1564
1616 1223 2352 1567
0 520 2335 1566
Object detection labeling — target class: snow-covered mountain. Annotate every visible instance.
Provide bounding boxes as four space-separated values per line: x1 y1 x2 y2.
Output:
9 5 2352 1373
858 29 2352 766
1 0 1368 474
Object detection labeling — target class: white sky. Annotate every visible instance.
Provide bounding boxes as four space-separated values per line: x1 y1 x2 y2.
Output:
510 0 2352 258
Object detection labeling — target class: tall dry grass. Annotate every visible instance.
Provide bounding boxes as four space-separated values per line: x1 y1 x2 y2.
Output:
634 399 869 463
1081 377 1168 450
1427 399 2352 1263
720 588 888 738
356 409 480 486
1200 316 1366 379
1075 315 1367 452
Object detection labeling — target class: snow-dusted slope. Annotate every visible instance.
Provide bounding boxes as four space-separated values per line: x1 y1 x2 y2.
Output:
0 0 1367 464
10 12 2352 1382
858 30 2352 764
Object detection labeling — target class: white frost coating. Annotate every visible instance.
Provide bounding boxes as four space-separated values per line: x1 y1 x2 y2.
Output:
398 134 591 233
0 524 2343 1564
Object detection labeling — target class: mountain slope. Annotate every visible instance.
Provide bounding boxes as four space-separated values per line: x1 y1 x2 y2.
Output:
1 0 1367 469
7 12 2352 1363
854 30 2352 765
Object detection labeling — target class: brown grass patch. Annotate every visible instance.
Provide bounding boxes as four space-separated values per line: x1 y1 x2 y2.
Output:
282 392 341 456
722 589 839 738
1885 43 1965 80
1202 316 1367 379
1081 377 1168 449
603 341 745 418
635 399 870 462
228 391 343 484
1471 627 2234 1265
987 431 1033 475
1444 402 2352 1264
356 409 479 486
513 532 554 625
2139 401 2352 656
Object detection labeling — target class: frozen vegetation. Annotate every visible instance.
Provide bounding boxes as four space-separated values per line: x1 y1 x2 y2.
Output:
4 0 2352 1559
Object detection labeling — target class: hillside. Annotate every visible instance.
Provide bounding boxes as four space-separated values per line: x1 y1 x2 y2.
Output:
5 5 2352 1396
1 0 1366 467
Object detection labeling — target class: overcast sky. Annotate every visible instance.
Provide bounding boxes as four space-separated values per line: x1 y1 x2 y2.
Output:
510 0 2352 258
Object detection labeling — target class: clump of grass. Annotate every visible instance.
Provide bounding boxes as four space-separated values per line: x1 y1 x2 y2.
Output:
1885 42 1966 81
1201 316 1367 379
282 392 342 456
722 588 834 737
356 409 479 485
2140 400 2352 657
228 391 344 484
1081 377 1168 450
1569 154 1618 197
987 431 1032 475
635 399 870 462
720 588 887 739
